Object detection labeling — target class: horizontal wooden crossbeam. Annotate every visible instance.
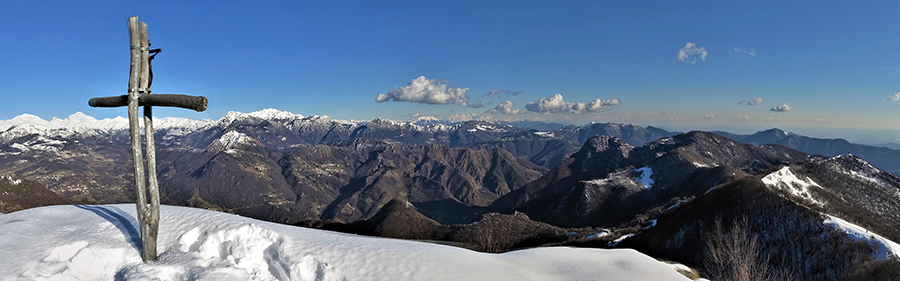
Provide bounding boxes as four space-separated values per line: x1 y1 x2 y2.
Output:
89 94 207 112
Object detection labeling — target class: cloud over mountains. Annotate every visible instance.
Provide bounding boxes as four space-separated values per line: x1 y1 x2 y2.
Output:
770 103 793 112
738 98 764 106
525 94 619 114
488 101 521 115
376 76 473 107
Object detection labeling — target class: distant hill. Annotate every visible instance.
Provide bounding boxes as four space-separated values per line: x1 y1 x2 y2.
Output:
714 128 900 175
0 174 68 213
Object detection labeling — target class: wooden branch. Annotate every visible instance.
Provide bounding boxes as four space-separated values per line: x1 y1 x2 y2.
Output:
89 94 208 112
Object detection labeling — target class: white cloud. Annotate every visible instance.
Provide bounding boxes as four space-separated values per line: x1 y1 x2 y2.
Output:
678 42 708 64
376 76 472 107
525 94 619 114
770 103 793 112
485 89 522 97
447 113 477 123
738 98 764 106
487 100 521 115
733 47 756 57
883 92 900 102
703 114 715 119
735 115 751 122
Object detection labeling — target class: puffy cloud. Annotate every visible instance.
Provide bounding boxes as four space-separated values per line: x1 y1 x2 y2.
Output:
525 94 619 114
770 103 793 112
738 98 764 106
376 76 472 107
883 92 900 102
735 115 751 122
678 42 708 64
487 100 520 115
733 47 756 57
485 89 522 97
703 114 715 119
447 113 477 123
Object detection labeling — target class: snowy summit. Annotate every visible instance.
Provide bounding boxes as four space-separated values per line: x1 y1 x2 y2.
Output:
0 204 691 281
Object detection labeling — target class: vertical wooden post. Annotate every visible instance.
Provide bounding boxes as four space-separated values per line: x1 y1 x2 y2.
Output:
125 17 150 262
137 20 160 261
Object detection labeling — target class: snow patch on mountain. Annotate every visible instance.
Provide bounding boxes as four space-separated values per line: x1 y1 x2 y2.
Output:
823 214 900 260
0 204 692 281
1 175 21 185
8 136 67 153
207 131 256 154
587 229 612 239
634 166 654 188
761 166 822 205
826 155 889 185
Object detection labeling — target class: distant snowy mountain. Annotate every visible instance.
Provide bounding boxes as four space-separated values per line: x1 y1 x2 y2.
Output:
0 204 692 281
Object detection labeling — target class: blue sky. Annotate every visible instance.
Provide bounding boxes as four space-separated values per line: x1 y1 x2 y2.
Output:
2 1 900 143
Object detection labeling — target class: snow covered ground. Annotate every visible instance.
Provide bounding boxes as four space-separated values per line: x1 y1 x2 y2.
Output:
0 204 691 281
761 166 823 205
823 214 900 261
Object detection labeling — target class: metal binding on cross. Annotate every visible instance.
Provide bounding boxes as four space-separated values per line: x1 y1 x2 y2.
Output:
88 16 207 262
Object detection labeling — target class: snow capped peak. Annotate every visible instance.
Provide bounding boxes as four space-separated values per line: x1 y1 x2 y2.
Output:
218 109 304 127
369 117 404 127
207 130 256 154
62 112 97 124
462 121 509 133
0 114 51 131
246 108 303 120
410 116 445 127
415 116 439 122
0 112 131 132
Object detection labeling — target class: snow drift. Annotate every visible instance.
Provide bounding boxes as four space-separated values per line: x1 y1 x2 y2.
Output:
0 204 690 281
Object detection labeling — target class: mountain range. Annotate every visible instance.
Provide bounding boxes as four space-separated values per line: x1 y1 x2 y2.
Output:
2 109 899 279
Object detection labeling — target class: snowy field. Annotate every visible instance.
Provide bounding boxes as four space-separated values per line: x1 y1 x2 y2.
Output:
0 204 691 281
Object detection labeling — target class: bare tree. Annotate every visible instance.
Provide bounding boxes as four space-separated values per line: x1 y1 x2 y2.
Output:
704 216 792 281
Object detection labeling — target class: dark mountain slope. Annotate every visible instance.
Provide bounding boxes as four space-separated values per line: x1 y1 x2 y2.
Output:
280 139 544 223
0 174 68 213
158 130 301 223
620 161 900 281
322 198 571 253
489 131 809 227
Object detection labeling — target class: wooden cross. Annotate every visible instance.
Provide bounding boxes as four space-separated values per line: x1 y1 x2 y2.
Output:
88 16 207 262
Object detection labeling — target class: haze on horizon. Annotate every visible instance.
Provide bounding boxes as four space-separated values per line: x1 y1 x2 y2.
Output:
1 1 899 144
